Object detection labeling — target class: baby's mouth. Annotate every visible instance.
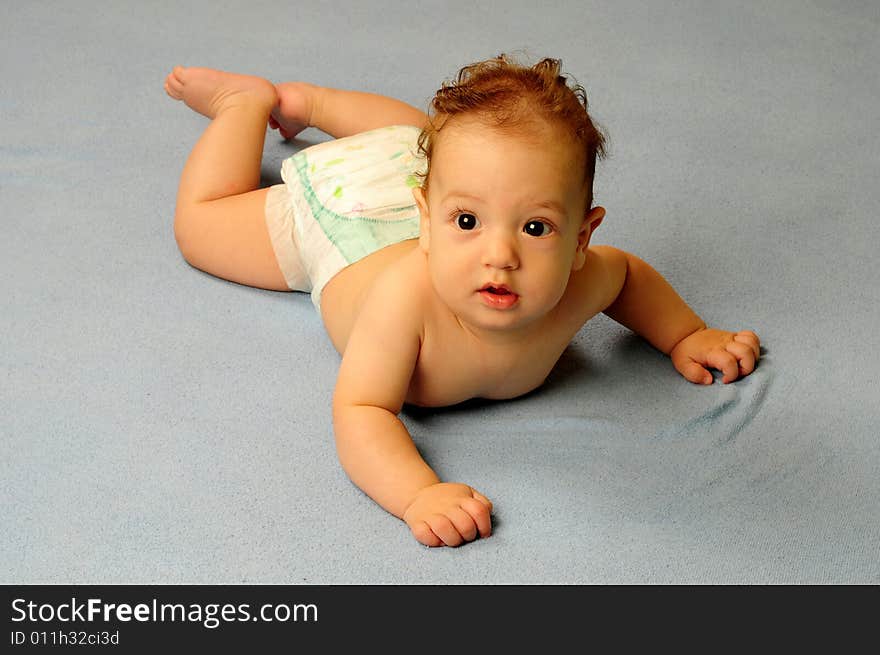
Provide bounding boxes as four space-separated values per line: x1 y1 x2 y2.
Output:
478 283 519 309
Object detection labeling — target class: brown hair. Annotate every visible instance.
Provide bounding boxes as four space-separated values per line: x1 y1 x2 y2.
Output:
416 54 608 207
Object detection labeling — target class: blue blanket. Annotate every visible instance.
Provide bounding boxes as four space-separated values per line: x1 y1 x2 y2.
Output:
2 0 877 583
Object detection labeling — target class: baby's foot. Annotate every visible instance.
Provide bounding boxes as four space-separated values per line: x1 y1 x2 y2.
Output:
164 66 278 118
269 82 316 139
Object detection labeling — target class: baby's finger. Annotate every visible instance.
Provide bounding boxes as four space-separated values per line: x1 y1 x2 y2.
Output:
447 507 479 542
734 331 761 360
725 341 756 376
460 497 493 538
427 514 464 547
706 349 740 384
471 490 493 513
673 357 713 385
410 521 443 548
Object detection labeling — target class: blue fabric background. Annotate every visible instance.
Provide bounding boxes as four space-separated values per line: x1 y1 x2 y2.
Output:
2 0 878 583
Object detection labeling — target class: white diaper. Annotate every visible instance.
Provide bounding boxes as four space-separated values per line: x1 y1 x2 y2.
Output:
264 125 425 312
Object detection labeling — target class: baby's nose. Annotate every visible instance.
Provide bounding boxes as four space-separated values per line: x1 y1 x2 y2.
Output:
482 232 519 270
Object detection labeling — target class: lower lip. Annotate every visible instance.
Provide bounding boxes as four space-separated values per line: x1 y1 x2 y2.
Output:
478 289 520 309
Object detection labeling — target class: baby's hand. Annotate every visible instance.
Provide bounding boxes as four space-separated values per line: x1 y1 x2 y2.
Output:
670 329 761 385
402 482 493 547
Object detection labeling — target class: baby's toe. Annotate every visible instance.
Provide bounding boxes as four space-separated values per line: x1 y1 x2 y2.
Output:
165 71 184 99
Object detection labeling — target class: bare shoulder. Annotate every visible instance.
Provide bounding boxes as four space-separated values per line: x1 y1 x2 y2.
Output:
361 248 429 330
561 244 629 316
333 250 428 413
586 244 628 290
321 239 421 354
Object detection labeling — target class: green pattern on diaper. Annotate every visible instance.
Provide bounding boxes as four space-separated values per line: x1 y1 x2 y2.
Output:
292 154 420 265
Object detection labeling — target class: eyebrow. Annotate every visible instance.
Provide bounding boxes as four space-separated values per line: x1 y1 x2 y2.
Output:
530 199 567 216
443 192 567 217
443 191 483 204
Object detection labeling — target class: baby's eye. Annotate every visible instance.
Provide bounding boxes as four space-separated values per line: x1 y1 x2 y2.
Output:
523 220 553 237
455 213 480 231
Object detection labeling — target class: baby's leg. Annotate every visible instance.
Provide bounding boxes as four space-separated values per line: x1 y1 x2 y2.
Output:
271 82 428 140
165 67 288 290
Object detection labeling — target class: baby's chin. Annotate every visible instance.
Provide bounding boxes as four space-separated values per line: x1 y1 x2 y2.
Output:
452 296 557 335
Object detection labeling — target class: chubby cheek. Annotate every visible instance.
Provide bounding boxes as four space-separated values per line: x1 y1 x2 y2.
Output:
429 236 474 286
529 269 570 309
428 253 469 303
520 265 569 315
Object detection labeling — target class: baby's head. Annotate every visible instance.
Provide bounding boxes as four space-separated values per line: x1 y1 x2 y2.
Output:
412 55 608 334
416 54 607 208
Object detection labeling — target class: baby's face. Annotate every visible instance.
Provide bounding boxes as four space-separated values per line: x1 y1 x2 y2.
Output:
413 118 604 335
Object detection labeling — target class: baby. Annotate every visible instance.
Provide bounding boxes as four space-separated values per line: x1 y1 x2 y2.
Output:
165 55 760 548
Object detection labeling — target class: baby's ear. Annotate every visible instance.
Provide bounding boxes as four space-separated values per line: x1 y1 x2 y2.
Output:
573 206 606 270
413 186 431 252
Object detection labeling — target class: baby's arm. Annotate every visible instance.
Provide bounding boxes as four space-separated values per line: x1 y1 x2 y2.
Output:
592 246 760 384
332 280 492 547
